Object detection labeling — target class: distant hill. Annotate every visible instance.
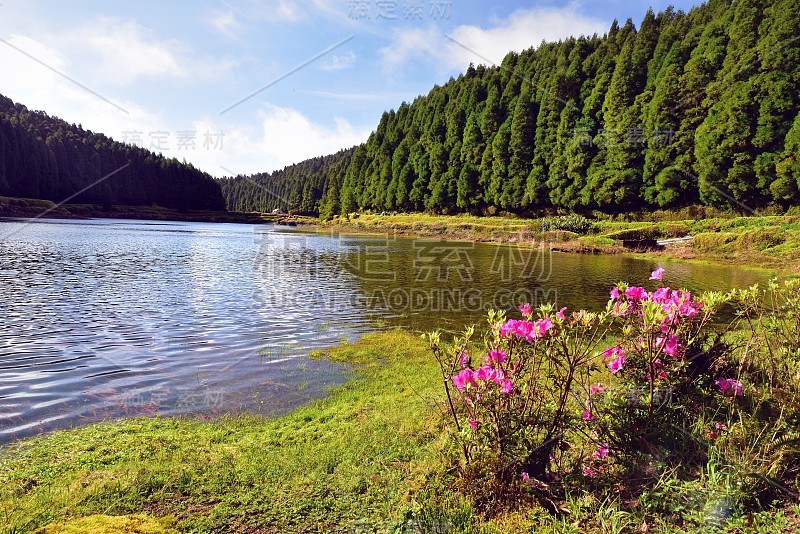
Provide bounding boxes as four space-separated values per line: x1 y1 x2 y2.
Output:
0 94 225 211
220 0 800 217
218 147 355 217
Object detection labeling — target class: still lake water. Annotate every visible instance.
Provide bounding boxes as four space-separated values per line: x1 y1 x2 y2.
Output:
0 218 771 444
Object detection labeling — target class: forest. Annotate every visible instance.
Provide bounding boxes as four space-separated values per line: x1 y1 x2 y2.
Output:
0 95 225 211
219 0 800 217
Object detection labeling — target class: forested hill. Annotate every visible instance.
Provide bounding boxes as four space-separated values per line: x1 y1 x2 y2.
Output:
219 146 354 215
0 95 225 211
220 0 800 217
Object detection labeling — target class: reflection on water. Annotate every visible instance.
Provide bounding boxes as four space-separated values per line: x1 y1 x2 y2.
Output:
0 218 771 444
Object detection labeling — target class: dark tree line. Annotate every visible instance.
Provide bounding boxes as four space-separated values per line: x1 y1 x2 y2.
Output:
219 147 354 216
221 0 800 217
0 95 225 211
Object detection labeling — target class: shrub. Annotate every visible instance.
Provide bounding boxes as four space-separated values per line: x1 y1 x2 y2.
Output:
428 271 800 518
539 214 596 235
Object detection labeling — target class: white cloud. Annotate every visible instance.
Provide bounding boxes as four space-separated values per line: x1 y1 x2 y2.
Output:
78 17 187 84
4 16 235 88
318 50 356 71
187 105 370 177
208 10 242 39
0 33 145 123
380 4 608 71
275 0 303 22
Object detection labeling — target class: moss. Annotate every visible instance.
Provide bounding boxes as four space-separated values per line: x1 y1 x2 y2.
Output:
34 514 177 534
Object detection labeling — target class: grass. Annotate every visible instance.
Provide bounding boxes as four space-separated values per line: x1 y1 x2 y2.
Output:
320 212 800 273
0 330 459 533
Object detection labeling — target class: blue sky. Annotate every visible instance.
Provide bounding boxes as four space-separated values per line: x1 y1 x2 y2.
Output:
0 0 702 177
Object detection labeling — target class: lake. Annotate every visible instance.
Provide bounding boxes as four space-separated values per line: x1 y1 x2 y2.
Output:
0 218 771 444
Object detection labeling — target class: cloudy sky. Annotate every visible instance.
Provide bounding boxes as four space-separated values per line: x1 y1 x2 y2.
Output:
0 0 701 177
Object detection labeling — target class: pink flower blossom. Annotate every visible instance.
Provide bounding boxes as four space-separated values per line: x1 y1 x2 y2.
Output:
556 306 568 320
593 443 610 460
521 471 530 481
536 317 554 337
582 410 595 421
475 365 497 382
459 351 469 368
452 369 475 392
486 349 507 366
625 286 648 301
716 377 743 397
582 465 598 478
657 334 681 358
500 318 553 342
468 419 478 431
590 383 605 396
649 267 665 281
603 345 624 359
499 379 514 395
608 353 626 374
610 287 620 300
679 299 702 318
518 303 532 317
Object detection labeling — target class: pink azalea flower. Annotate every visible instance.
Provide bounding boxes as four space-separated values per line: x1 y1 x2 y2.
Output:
499 319 517 338
610 287 620 300
486 349 507 366
679 299 702 318
535 317 554 337
625 286 648 301
459 351 469 368
582 465 598 478
518 303 532 317
516 320 535 341
657 334 681 358
651 286 672 304
590 383 605 396
468 419 478 431
603 345 624 359
582 410 595 421
452 369 475 392
475 365 496 382
649 267 665 281
716 377 743 397
499 379 514 395
593 443 610 460
608 353 626 374
556 306 568 320
521 471 530 480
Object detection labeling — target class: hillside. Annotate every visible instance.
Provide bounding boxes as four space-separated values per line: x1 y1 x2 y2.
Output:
219 0 800 217
0 95 225 211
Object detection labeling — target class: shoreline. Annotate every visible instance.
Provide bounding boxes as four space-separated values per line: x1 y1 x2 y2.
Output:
311 213 800 275
2 195 796 275
0 196 302 225
2 194 796 275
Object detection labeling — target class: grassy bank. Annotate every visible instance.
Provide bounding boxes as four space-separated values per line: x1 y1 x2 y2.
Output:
2 329 798 533
319 212 800 273
0 330 457 533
